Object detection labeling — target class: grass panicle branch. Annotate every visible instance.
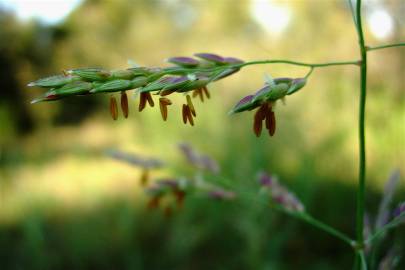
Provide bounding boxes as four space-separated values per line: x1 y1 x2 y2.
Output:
366 42 405 51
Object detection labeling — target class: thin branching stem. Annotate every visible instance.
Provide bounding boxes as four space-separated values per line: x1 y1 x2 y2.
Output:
347 0 358 28
163 59 359 77
273 205 354 247
212 174 355 248
366 42 405 51
365 212 405 245
236 59 360 68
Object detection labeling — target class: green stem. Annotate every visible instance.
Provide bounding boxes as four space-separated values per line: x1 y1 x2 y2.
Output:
354 0 367 265
236 59 360 69
159 59 359 81
365 212 405 245
273 205 354 247
367 42 405 51
164 59 359 77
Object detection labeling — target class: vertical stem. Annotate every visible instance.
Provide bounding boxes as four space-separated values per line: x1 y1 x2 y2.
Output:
355 0 367 265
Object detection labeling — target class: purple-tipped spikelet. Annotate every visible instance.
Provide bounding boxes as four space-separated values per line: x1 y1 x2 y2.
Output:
178 143 220 174
105 149 164 169
229 76 307 137
258 171 305 212
393 202 405 221
375 169 400 229
167 56 200 67
144 178 188 212
194 53 226 64
207 189 236 200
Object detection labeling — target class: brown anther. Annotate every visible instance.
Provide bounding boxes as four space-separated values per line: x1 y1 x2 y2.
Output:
145 92 155 107
160 89 176 96
164 205 173 218
147 196 161 209
256 104 268 121
185 105 194 126
120 91 129 118
186 95 196 117
109 96 118 120
182 104 188 124
267 110 276 136
198 89 204 102
139 92 147 112
159 97 172 105
159 98 168 121
62 70 69 76
174 190 186 208
202 86 210 99
192 89 204 102
140 169 149 186
253 108 264 137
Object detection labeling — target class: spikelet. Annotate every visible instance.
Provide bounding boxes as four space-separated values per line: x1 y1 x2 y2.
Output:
120 91 129 118
109 96 118 120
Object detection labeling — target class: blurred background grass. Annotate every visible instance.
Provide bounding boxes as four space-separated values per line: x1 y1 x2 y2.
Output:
0 0 404 269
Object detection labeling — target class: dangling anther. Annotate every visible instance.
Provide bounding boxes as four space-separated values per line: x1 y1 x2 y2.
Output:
174 190 186 208
160 89 176 96
139 92 147 112
145 92 154 107
253 105 267 137
182 104 188 124
120 91 129 118
267 110 276 136
202 86 210 99
186 95 196 117
192 89 204 102
164 205 173 218
185 105 194 126
109 95 118 120
147 196 161 209
159 97 172 121
140 169 149 186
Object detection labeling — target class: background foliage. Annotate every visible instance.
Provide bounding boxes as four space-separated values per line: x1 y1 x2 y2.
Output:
0 0 404 269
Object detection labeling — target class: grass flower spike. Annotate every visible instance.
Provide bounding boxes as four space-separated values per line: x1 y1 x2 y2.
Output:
230 76 307 137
